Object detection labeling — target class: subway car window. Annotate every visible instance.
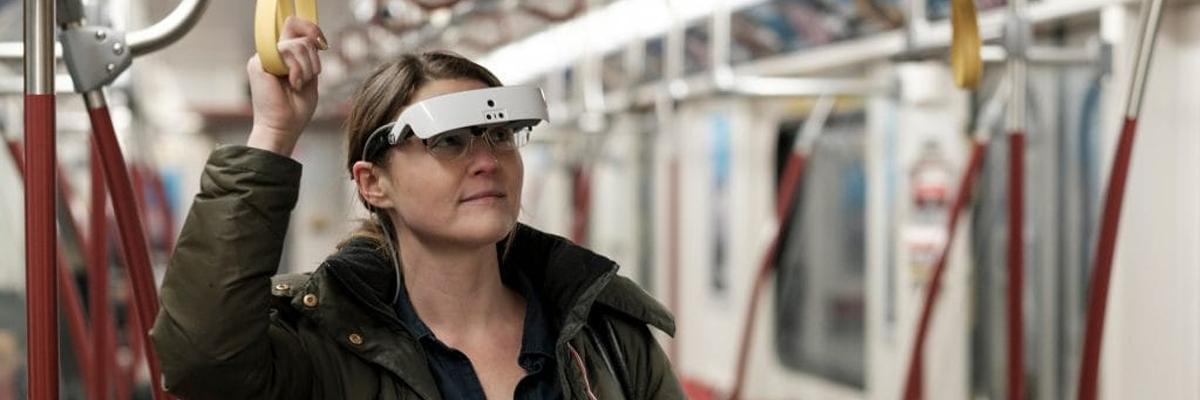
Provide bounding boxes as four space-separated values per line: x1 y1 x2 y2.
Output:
774 114 868 388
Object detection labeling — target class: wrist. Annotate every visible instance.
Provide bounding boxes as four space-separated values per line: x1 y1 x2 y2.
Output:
248 125 299 157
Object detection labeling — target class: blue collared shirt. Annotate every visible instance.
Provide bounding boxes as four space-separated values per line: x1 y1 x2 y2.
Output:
392 266 562 400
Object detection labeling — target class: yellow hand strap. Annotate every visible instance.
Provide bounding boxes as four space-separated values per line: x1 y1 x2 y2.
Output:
255 0 319 76
949 0 982 89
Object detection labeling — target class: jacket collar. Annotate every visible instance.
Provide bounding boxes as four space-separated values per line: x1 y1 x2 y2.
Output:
290 224 673 399
317 224 618 333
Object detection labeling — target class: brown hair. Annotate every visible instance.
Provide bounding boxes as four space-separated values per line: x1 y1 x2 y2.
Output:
340 51 504 248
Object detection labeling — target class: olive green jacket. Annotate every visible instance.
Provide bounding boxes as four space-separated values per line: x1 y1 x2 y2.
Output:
150 146 684 399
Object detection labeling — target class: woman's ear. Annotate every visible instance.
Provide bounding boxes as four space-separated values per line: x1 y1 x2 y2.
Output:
352 161 394 209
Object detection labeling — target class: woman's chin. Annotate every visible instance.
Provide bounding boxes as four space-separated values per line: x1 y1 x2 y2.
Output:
448 213 517 246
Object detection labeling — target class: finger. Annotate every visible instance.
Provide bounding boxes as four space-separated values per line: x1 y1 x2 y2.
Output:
307 40 322 76
246 54 281 84
280 38 320 79
283 52 304 90
280 41 313 88
246 55 261 75
283 16 325 48
293 41 318 83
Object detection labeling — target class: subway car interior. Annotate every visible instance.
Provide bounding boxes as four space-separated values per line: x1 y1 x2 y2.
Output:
0 0 1198 398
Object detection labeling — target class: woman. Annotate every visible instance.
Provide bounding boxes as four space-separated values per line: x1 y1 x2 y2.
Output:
150 18 682 399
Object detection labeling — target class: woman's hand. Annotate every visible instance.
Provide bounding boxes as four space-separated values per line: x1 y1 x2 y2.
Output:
246 17 328 157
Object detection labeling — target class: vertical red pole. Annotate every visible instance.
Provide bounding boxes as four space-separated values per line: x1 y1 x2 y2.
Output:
24 0 58 395
25 95 59 400
1007 132 1025 400
11 143 101 399
90 141 113 400
902 140 988 400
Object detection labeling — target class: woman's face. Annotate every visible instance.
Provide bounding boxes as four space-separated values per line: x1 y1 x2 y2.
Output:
380 79 524 247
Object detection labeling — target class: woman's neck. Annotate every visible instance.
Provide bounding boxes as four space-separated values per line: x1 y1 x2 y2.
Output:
394 228 523 339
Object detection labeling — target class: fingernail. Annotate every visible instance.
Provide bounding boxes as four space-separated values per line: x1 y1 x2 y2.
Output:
317 36 329 51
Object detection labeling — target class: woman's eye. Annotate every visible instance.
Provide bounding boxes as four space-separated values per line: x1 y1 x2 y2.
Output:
432 134 467 149
489 128 514 143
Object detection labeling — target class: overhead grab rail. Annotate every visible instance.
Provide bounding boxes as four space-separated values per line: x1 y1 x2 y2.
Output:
0 0 209 60
255 0 319 76
127 0 210 56
949 0 984 87
1077 0 1165 398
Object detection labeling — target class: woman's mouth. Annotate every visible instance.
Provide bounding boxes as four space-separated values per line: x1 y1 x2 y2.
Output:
460 190 506 203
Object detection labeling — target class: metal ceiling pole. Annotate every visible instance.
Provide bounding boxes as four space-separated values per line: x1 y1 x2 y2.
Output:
23 0 59 397
1077 0 1165 398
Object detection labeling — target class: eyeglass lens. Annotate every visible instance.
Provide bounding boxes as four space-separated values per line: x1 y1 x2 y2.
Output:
424 125 531 160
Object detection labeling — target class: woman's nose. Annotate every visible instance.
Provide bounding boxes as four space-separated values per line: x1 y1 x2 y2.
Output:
465 139 500 175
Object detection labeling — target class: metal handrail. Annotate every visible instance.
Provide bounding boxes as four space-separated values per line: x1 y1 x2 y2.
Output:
129 0 210 56
0 0 209 60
